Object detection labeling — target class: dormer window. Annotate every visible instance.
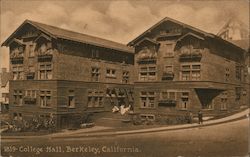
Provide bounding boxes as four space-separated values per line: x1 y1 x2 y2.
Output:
9 39 25 59
35 34 52 56
11 46 24 58
38 42 52 55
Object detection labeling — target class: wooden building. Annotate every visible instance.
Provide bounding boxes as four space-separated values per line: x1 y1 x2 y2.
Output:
1 20 135 128
127 17 249 121
1 18 249 127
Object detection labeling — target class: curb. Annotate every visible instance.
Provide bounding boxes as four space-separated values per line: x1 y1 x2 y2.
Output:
2 115 247 140
50 115 248 139
1 109 249 140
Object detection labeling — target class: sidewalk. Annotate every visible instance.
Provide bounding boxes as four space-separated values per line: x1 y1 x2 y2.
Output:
2 108 249 140
52 108 249 139
48 126 113 137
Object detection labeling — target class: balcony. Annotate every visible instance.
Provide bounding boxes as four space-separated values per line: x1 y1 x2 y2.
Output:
158 100 177 107
179 52 202 62
162 72 174 80
137 48 157 64
137 58 157 64
10 56 24 64
38 49 53 62
23 97 36 105
38 54 53 62
26 72 35 80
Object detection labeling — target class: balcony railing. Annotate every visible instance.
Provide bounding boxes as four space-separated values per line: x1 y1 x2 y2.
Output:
23 97 36 105
158 99 177 107
26 72 35 80
137 49 157 64
179 52 202 62
162 72 174 80
38 54 53 62
10 56 24 64
137 58 157 64
38 49 53 62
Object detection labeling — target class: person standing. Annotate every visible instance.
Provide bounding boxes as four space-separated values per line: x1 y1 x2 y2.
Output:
198 110 203 124
189 111 193 124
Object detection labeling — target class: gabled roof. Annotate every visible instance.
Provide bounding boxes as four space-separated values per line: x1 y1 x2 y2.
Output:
176 32 205 42
127 17 246 53
2 20 133 53
127 17 214 46
135 37 159 46
9 38 24 46
230 39 250 51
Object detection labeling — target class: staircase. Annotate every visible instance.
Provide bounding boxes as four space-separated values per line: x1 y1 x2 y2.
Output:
93 111 132 128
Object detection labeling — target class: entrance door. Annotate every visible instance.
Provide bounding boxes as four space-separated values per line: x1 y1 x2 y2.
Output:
60 116 68 129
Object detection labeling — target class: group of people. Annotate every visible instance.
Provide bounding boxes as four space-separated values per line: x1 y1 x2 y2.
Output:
187 110 203 124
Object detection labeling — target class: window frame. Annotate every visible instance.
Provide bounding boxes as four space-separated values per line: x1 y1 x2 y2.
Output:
181 63 201 81
139 65 157 81
40 90 52 108
106 68 116 78
87 90 104 108
91 67 100 81
164 43 174 57
38 63 53 80
140 91 156 108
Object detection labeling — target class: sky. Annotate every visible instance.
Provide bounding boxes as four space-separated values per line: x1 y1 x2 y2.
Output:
0 0 249 70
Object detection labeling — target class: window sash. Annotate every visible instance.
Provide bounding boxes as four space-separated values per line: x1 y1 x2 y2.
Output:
140 91 155 108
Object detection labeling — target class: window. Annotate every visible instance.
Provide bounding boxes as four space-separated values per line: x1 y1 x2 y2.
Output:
181 64 201 81
235 87 241 101
139 66 156 81
68 90 75 108
91 49 99 59
165 43 174 57
13 90 23 106
161 92 168 99
13 113 18 120
13 112 22 120
180 92 189 110
106 69 116 78
140 114 155 121
122 71 129 83
39 63 52 80
40 90 51 107
161 91 176 100
235 64 242 81
91 67 100 81
29 44 35 57
26 66 35 80
38 42 52 55
242 89 247 96
87 90 104 107
164 65 173 73
140 91 155 108
221 92 227 110
12 65 24 80
25 90 36 98
10 46 24 58
225 68 230 82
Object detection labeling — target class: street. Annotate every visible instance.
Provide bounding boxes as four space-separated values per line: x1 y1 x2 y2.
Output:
1 118 249 157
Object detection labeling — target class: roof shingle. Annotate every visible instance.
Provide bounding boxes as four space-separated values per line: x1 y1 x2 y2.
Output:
2 20 134 53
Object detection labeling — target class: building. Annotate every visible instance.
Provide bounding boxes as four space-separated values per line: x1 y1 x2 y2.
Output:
217 18 250 84
0 68 10 113
1 17 249 127
1 20 135 128
127 17 249 121
217 18 249 41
